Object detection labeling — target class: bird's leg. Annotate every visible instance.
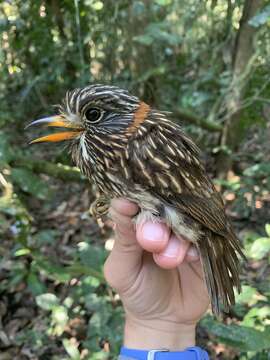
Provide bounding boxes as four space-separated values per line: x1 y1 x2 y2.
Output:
90 195 110 219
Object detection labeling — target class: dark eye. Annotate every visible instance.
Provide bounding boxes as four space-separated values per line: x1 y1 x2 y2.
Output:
84 108 102 123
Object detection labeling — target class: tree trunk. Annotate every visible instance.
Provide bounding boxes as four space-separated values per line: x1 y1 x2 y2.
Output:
216 0 263 177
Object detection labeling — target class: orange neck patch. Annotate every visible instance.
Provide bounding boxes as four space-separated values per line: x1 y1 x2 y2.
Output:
127 101 150 134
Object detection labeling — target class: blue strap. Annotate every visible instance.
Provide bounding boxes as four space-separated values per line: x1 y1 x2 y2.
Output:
119 346 209 360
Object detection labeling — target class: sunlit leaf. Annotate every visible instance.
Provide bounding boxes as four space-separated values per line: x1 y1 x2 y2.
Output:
36 293 60 311
242 306 270 328
63 338 80 360
235 285 257 305
92 1 103 11
51 305 68 335
14 248 31 256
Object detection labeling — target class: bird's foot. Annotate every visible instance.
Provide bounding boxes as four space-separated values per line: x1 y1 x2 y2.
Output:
90 196 110 219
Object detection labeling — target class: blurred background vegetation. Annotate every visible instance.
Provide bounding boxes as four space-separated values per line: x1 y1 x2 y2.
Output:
0 0 270 359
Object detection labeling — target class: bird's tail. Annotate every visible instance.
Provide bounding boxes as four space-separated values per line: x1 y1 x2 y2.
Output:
199 228 245 315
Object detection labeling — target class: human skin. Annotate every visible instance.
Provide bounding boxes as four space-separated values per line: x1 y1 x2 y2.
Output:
104 198 210 351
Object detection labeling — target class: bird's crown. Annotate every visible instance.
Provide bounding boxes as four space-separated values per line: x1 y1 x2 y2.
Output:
63 84 140 116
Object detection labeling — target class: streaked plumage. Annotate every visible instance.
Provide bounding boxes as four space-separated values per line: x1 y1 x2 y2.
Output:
28 84 244 315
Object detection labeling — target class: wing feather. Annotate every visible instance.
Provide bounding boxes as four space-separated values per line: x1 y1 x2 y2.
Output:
128 118 229 236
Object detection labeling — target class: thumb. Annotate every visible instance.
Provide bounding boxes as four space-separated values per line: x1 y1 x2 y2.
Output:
103 199 142 292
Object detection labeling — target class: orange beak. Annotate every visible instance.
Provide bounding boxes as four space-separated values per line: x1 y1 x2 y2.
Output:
26 115 84 144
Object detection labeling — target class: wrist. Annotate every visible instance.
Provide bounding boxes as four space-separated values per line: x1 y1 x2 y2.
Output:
124 317 196 351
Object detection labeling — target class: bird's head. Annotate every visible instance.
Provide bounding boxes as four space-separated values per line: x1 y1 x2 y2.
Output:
27 84 150 173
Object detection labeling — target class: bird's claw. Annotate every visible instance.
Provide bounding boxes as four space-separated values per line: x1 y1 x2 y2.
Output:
90 196 110 219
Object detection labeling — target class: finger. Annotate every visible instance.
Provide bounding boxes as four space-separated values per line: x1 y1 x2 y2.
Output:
104 199 142 292
153 235 190 269
111 198 139 217
136 221 170 253
109 198 139 246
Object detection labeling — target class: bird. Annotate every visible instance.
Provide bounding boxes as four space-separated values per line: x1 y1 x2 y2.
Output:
27 84 244 315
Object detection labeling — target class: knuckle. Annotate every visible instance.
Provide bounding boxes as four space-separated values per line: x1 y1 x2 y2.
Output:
114 223 134 240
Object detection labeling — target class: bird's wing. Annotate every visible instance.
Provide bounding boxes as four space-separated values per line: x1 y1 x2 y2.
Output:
128 119 229 236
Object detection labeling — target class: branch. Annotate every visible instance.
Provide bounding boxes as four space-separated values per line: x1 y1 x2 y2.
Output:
172 108 222 132
13 157 85 183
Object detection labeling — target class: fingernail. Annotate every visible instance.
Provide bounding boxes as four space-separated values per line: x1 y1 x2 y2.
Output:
142 222 166 243
162 236 180 258
187 246 199 258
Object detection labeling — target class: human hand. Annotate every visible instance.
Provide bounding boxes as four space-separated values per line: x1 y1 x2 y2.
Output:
104 199 210 351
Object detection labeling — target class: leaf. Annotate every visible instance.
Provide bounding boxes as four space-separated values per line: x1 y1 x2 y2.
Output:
92 1 103 11
249 5 270 27
33 229 58 245
14 248 31 256
235 285 257 305
249 237 270 260
78 242 106 272
155 0 172 5
66 264 103 282
10 168 51 200
243 163 270 178
87 352 108 360
27 272 46 295
51 305 69 335
63 339 80 360
242 306 270 328
35 258 71 282
201 316 270 351
265 224 270 238
36 293 60 311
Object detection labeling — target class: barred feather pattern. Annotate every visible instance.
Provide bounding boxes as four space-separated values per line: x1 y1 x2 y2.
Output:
64 85 244 315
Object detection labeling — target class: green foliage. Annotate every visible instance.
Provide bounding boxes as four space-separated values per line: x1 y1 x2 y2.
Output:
0 0 270 358
10 168 52 200
201 316 270 352
247 226 270 261
36 293 60 311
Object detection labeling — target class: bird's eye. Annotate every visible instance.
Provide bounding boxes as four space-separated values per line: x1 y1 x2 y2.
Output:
84 108 102 123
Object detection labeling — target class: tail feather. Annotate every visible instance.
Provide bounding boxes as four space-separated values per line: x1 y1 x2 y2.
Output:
198 229 243 315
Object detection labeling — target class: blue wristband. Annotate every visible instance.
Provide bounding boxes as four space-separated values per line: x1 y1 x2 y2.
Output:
119 346 209 360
